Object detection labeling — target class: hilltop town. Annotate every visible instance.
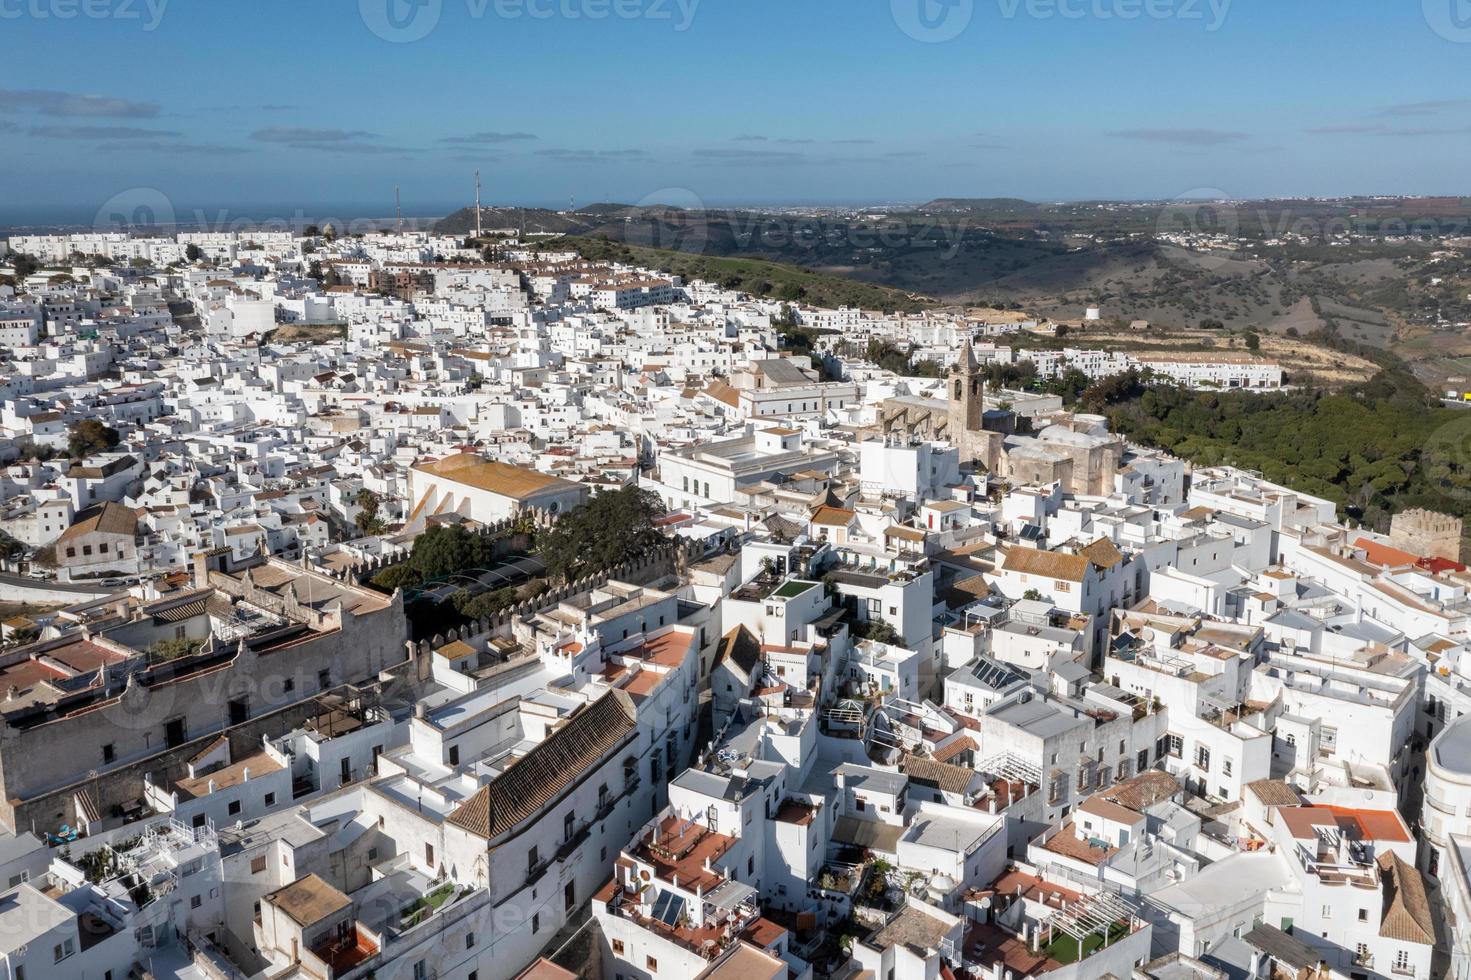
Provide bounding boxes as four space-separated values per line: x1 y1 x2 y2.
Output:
0 227 1465 980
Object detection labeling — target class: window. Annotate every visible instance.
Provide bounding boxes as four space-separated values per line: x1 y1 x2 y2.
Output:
102 743 115 763
191 895 202 909
250 856 266 874
1322 905 1332 918
532 913 540 933
425 842 434 868
1195 745 1211 771
54 938 75 962
413 962 427 980
612 939 625 955
1166 734 1183 758
448 745 459 766
646 956 658 972
318 668 331 689
264 793 275 807
528 846 541 872
283 677 294 693
1358 909 1369 922
1222 759 1233 777
1395 950 1411 972
228 800 242 816
465 932 475 949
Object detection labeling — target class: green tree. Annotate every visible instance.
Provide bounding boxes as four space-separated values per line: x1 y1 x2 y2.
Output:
67 419 120 459
185 244 204 263
10 254 39 278
372 524 499 592
1244 331 1261 350
354 488 386 535
538 486 667 582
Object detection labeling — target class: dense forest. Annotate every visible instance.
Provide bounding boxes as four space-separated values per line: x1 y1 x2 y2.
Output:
1091 368 1471 533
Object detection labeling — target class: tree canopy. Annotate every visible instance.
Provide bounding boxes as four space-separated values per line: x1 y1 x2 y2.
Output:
371 524 498 592
538 486 667 582
67 419 120 459
1103 367 1469 533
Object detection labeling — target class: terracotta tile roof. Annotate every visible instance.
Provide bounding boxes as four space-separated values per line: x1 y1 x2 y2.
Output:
900 755 976 795
266 873 351 926
1278 804 1410 844
514 958 578 980
57 501 139 544
702 380 740 409
1079 536 1125 570
1001 547 1089 583
413 453 582 501
1102 770 1180 811
1377 851 1434 945
810 505 856 527
715 625 762 676
1244 779 1302 808
446 689 637 839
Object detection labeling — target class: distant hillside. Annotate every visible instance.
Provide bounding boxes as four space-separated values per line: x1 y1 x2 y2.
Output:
916 198 1039 213
435 206 587 236
550 236 935 313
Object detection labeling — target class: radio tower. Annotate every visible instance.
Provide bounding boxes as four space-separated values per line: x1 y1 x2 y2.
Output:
474 170 483 239
394 185 403 235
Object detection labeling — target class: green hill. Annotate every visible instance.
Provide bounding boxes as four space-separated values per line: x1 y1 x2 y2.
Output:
550 236 935 313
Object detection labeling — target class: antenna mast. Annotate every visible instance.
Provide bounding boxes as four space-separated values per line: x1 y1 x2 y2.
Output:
395 185 403 235
474 170 483 240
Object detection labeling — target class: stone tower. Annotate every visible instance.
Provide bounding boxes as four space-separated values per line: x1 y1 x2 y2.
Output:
949 339 984 438
949 339 997 469
1389 508 1464 562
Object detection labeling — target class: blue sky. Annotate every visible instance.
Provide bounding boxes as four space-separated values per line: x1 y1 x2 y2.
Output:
2 0 1470 219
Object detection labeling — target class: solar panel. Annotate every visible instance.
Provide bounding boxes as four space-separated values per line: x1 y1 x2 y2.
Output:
650 890 685 926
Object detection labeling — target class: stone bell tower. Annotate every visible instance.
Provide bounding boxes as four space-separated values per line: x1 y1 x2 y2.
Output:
948 339 985 454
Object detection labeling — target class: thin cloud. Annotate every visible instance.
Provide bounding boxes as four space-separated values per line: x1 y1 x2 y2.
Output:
249 127 409 154
252 127 378 143
0 88 159 118
1109 128 1251 146
693 147 807 165
834 138 875 144
439 131 537 145
732 134 768 142
1306 121 1471 137
1304 122 1385 134
536 148 648 162
1374 99 1471 117
260 103 297 111
97 140 245 155
30 125 180 140
776 138 815 145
